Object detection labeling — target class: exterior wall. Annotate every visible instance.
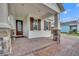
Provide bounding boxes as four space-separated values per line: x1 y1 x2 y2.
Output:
29 31 51 38
61 25 70 33
9 14 51 38
8 15 16 36
8 15 16 30
28 14 51 38
7 14 30 37
15 16 29 37
28 19 51 38
43 3 60 13
16 14 51 38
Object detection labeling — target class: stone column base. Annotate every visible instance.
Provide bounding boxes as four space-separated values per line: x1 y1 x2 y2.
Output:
0 28 11 56
52 28 60 43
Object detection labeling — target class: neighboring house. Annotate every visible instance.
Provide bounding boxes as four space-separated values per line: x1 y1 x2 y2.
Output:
0 3 64 55
61 19 79 33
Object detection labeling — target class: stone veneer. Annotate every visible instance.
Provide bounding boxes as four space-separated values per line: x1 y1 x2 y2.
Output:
0 28 11 56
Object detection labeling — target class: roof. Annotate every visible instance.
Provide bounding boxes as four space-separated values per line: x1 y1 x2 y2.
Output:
57 3 65 12
61 19 79 25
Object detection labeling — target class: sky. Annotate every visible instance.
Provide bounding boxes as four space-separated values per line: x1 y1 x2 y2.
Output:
60 3 79 22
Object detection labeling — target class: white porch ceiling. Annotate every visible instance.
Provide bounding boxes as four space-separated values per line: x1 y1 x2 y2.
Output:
8 3 56 18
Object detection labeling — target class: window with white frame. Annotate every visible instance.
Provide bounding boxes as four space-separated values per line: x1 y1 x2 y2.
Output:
46 21 49 30
30 17 41 31
33 20 38 30
44 21 51 30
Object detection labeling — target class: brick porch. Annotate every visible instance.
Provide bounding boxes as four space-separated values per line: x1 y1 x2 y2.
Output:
10 37 56 56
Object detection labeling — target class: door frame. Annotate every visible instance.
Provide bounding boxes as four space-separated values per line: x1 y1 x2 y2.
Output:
16 20 23 35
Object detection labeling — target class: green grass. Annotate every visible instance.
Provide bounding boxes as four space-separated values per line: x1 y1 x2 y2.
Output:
61 32 79 36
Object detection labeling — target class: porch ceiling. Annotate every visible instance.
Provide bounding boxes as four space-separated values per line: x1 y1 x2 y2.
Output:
8 3 56 18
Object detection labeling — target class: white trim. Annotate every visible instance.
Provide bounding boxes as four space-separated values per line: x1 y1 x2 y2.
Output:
0 23 11 29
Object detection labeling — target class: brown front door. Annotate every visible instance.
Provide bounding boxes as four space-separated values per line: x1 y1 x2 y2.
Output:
16 20 23 35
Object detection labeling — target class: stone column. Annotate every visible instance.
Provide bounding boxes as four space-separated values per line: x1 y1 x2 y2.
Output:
0 3 11 55
53 13 60 43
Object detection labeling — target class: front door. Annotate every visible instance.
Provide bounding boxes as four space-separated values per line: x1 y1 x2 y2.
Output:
16 20 23 35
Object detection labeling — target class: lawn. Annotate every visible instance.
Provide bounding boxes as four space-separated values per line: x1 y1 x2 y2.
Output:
61 32 79 36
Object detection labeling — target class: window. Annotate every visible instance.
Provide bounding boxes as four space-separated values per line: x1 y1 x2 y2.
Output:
33 20 38 30
44 21 51 30
46 22 49 30
38 19 41 30
30 17 41 31
17 21 22 31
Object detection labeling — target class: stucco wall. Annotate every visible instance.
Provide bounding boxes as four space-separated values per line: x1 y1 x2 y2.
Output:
28 19 51 38
29 31 51 38
9 15 51 38
8 15 16 29
15 16 29 37
27 14 51 38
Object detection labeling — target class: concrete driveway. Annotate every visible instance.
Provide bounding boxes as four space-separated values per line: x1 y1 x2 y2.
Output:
10 34 79 56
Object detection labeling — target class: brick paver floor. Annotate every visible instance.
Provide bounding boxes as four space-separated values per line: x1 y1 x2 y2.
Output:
10 34 79 56
27 34 79 56
10 37 56 56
